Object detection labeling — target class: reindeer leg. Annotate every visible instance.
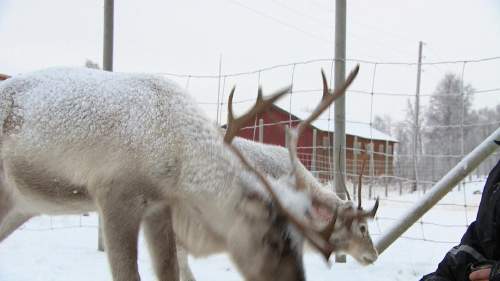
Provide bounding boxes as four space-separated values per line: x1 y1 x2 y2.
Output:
0 212 31 242
177 246 197 281
93 179 150 281
0 184 31 243
143 204 180 281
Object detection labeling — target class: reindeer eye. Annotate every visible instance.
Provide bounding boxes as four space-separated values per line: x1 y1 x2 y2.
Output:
264 237 283 253
263 233 283 253
269 240 281 251
359 225 367 233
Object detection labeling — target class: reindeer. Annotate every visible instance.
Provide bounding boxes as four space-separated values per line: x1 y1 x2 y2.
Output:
0 67 358 281
173 71 380 281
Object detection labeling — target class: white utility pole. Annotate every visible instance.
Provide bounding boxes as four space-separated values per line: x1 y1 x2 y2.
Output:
334 0 347 263
412 41 423 192
98 0 114 252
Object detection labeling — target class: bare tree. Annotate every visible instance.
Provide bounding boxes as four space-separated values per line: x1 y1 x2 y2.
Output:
372 114 393 136
423 73 474 181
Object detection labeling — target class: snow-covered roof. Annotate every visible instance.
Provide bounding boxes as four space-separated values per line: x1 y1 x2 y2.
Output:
275 104 398 143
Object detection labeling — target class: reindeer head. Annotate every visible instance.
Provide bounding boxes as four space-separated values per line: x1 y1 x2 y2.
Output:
315 165 379 265
223 65 359 280
328 200 378 265
310 71 379 265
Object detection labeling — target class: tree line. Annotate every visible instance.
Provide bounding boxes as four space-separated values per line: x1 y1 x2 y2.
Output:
374 73 500 189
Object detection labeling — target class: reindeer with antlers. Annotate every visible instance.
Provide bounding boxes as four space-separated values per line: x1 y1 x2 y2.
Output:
0 66 363 281
174 70 380 281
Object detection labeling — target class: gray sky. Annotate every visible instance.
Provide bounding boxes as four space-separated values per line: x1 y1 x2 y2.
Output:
1 0 499 126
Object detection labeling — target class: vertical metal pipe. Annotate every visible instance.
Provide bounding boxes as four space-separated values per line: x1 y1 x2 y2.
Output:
334 0 346 263
384 140 390 197
103 0 114 72
312 129 317 176
352 136 358 198
99 0 114 252
259 119 264 143
334 0 346 196
412 41 423 192
368 142 374 199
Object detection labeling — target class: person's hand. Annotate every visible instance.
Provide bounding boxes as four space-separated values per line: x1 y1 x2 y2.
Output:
469 268 491 281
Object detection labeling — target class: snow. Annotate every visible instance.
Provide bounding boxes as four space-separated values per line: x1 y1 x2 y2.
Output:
0 180 485 281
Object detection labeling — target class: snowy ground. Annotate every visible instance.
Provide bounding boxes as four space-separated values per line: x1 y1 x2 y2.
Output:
0 180 485 281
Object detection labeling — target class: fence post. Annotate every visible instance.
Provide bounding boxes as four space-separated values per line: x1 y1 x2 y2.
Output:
384 140 389 197
323 136 329 181
412 41 423 193
99 0 114 252
333 0 347 264
368 142 374 199
352 136 359 198
284 124 289 148
258 118 264 143
312 129 317 177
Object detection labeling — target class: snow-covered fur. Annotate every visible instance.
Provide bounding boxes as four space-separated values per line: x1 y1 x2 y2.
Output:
176 138 378 281
0 67 315 281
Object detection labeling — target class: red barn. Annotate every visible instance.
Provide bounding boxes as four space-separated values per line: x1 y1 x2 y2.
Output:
225 104 398 182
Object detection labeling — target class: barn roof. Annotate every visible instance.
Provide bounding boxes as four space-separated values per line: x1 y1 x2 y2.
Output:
272 104 398 143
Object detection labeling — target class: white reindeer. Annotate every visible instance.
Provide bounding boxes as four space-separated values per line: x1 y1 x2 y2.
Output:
173 72 379 281
0 67 357 281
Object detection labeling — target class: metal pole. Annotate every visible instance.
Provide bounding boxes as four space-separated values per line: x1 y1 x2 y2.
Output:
216 54 223 124
334 0 346 263
412 41 423 192
258 119 264 143
103 0 114 72
352 136 358 198
376 128 500 254
460 62 467 192
368 142 374 199
312 129 317 177
384 140 389 197
98 0 114 252
334 0 346 198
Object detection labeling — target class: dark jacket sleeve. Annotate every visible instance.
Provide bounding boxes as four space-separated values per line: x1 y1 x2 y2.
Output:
421 159 500 281
420 222 487 281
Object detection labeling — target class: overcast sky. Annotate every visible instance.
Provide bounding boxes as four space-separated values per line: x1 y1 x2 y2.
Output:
1 0 499 126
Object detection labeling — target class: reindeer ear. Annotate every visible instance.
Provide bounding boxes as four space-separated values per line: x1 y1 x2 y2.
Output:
240 191 272 220
311 201 334 223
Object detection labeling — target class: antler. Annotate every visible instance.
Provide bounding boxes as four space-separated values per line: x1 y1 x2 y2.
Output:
288 65 360 190
357 157 366 210
224 86 291 143
340 155 379 231
358 154 379 217
283 65 359 260
225 65 359 262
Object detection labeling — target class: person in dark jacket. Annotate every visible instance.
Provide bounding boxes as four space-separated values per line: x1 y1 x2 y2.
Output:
421 149 500 281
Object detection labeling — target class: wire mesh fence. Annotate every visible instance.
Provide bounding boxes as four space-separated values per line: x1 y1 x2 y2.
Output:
160 55 500 246
15 56 500 247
